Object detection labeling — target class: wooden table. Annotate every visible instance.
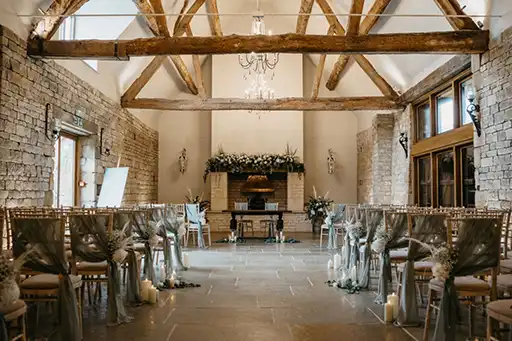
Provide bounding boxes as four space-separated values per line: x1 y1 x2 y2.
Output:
222 210 292 236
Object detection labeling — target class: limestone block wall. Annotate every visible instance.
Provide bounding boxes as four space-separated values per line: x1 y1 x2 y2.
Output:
0 26 158 206
390 107 412 205
357 114 394 204
473 26 512 208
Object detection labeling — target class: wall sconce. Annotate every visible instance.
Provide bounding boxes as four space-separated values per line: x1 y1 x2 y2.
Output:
99 128 111 156
327 149 336 174
466 86 482 137
179 148 188 174
44 103 61 140
398 132 408 158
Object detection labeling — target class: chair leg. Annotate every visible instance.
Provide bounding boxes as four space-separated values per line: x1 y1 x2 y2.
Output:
487 313 492 341
468 298 475 339
320 230 323 247
208 228 211 246
21 312 27 341
423 289 434 341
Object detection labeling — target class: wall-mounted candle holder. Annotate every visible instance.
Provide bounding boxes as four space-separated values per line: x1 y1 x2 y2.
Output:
398 132 408 158
99 128 111 156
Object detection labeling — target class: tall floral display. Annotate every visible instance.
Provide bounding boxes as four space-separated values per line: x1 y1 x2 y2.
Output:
305 187 333 233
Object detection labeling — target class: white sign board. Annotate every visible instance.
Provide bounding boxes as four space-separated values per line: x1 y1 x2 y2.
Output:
97 167 129 207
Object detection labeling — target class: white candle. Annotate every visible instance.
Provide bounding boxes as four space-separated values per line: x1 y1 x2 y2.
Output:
333 254 342 269
183 252 190 268
350 265 357 282
159 263 166 282
281 235 285 243
384 302 394 323
387 293 399 319
148 286 157 304
327 259 334 270
169 276 175 288
141 279 151 301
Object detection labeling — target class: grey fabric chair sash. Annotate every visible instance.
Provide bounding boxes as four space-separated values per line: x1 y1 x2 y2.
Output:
359 210 383 289
0 312 7 341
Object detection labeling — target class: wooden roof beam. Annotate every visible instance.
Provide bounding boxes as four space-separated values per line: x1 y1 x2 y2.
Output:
311 26 335 99
433 0 479 30
347 0 365 35
296 0 315 34
206 0 223 36
173 0 207 36
27 31 490 58
133 0 198 95
185 26 207 100
30 0 90 40
326 0 392 90
122 97 405 111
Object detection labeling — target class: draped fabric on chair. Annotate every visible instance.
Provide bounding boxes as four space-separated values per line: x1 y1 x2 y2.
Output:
433 218 502 341
359 210 383 289
11 218 81 340
69 215 132 326
375 212 409 304
349 208 366 270
185 204 206 249
326 204 345 250
132 211 157 285
397 214 447 326
113 212 141 305
158 207 187 272
342 207 356 271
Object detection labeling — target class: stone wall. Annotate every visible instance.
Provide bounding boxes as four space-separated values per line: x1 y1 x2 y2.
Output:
357 114 395 204
390 106 412 205
0 26 158 207
473 26 512 208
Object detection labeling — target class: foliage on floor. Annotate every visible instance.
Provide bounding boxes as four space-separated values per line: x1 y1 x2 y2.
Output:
157 278 201 290
264 237 300 244
326 278 361 294
214 237 246 243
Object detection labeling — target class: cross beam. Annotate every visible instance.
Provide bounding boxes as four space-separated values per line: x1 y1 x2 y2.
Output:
28 31 489 58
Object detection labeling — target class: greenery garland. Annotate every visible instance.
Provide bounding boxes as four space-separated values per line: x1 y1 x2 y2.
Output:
203 145 305 182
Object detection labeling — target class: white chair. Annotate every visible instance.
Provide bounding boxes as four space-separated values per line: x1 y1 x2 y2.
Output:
235 202 253 237
260 203 279 237
320 204 346 247
185 204 211 248
170 203 185 245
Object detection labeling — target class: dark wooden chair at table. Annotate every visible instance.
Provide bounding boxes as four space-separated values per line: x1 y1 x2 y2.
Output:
260 203 279 238
234 202 253 237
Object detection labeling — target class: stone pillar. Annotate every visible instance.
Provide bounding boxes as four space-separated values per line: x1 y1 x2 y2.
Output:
287 173 304 211
210 172 228 211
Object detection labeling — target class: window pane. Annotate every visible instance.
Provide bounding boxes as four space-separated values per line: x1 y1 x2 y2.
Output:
460 79 473 125
84 60 99 71
58 136 76 207
461 146 475 207
436 89 454 134
437 150 455 207
417 156 432 207
416 102 431 140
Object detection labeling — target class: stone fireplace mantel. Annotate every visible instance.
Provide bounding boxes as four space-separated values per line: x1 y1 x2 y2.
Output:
210 172 304 212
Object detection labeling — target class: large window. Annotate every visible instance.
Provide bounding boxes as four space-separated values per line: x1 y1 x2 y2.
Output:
60 18 99 72
413 70 472 141
416 156 432 207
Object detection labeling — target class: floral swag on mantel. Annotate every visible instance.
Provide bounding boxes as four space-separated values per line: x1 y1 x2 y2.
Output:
203 145 305 182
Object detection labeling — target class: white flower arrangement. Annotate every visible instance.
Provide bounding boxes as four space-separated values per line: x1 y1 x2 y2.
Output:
0 250 30 308
204 145 305 181
371 223 390 254
346 221 366 242
407 239 457 282
108 223 133 263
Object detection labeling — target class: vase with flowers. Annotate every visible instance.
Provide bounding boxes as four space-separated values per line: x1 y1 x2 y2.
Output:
305 186 333 234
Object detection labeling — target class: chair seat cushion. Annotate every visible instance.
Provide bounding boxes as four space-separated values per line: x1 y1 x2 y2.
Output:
487 299 512 321
20 274 82 290
76 261 108 272
390 249 408 261
0 300 27 321
397 261 434 273
430 276 490 292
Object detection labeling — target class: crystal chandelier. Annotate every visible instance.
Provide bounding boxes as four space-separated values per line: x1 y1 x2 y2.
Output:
238 1 279 79
244 73 274 100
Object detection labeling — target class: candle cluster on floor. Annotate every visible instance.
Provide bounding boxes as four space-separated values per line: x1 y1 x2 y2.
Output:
384 293 399 323
156 271 201 290
325 253 361 294
141 279 159 304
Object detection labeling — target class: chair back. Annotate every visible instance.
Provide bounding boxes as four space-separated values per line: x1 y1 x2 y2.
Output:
185 204 201 224
265 203 279 211
170 204 185 218
235 202 248 210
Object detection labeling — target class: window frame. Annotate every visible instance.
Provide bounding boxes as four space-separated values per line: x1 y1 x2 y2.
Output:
59 17 99 73
412 69 472 143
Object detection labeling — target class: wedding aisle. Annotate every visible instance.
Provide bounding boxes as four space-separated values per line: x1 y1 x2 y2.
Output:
79 233 417 341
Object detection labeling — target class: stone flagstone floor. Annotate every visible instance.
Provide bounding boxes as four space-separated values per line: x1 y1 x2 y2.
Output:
78 233 482 341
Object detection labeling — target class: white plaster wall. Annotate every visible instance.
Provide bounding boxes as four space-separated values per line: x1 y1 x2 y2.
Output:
303 57 358 204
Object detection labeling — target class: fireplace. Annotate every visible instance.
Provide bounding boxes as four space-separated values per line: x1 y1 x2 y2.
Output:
228 173 287 210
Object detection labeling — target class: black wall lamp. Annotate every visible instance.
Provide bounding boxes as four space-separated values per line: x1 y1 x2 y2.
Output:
399 132 408 158
99 128 111 156
44 103 61 140
466 87 482 137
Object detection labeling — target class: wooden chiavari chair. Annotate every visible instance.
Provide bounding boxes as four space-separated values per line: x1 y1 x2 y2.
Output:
423 211 503 341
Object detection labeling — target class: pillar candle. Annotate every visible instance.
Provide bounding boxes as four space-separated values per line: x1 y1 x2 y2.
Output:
387 293 399 319
169 276 175 289
281 235 285 243
333 253 342 269
148 286 157 304
384 302 394 323
350 265 357 282
327 259 334 270
141 279 151 301
183 252 190 268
